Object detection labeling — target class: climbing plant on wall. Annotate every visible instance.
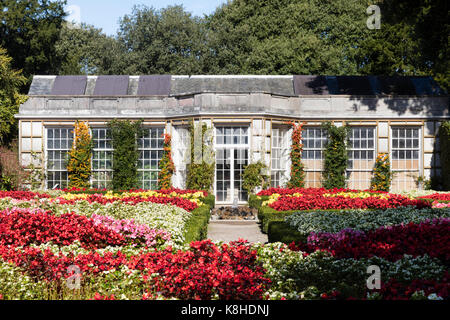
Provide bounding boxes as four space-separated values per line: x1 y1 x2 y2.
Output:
321 121 350 189
370 153 393 192
186 119 215 191
107 119 143 190
67 121 92 189
158 133 175 190
287 122 305 188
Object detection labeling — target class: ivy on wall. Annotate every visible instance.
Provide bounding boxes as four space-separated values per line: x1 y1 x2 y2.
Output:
321 121 350 189
158 133 175 190
287 122 305 188
439 121 450 191
107 119 143 190
67 121 92 189
370 153 393 192
186 120 215 191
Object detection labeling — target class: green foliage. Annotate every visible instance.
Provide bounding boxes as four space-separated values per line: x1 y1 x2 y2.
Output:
242 161 269 194
200 194 215 209
356 0 449 92
0 47 27 146
370 153 393 192
287 122 305 188
257 206 297 233
284 207 450 242
205 0 372 75
321 122 350 189
248 194 267 210
107 119 143 191
439 121 450 191
186 120 215 192
55 23 127 75
0 145 28 190
67 121 92 189
268 221 304 244
117 5 207 75
157 134 175 190
183 205 211 244
0 0 67 82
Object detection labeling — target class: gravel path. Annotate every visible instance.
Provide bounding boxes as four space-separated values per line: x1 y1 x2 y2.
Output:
207 220 268 243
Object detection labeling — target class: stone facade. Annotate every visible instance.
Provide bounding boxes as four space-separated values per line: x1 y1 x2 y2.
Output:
16 75 449 204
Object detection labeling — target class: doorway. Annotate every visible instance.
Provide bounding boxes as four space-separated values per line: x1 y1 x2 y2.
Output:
215 126 249 204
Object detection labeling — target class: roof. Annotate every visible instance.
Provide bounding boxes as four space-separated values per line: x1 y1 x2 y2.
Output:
27 75 446 97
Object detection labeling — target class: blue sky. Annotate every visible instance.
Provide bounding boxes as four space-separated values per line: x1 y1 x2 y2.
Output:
65 0 227 36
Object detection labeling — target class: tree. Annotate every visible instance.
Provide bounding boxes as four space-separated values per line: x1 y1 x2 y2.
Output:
55 23 128 75
0 47 27 146
204 0 372 75
117 5 207 75
356 0 449 91
0 0 67 84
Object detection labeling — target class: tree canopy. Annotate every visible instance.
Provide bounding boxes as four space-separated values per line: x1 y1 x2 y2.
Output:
0 46 27 146
0 0 67 83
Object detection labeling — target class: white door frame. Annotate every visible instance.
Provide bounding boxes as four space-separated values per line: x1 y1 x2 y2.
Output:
214 125 250 205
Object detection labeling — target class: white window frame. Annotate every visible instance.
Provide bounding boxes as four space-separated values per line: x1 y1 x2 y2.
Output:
347 126 377 188
137 127 165 190
214 126 250 204
45 127 74 189
91 127 113 189
390 126 422 191
271 127 286 188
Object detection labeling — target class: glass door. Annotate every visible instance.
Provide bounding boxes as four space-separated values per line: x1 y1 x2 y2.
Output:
215 126 249 204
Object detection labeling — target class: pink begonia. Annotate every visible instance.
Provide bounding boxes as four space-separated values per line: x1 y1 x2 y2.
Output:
432 201 450 208
91 214 171 248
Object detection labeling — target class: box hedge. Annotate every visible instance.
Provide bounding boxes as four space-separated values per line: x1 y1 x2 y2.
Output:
183 204 211 244
267 221 305 244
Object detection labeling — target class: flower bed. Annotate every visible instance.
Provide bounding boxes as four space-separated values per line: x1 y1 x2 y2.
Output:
256 188 429 211
284 207 450 239
291 219 450 264
419 193 450 203
1 187 449 300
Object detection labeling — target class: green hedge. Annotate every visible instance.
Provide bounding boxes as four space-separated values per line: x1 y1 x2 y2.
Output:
201 194 215 209
183 205 211 244
439 121 450 190
268 221 305 244
258 206 297 233
248 194 268 209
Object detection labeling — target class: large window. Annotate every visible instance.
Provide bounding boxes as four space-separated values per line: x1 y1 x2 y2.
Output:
271 128 285 188
91 128 113 189
391 127 421 191
137 127 164 189
347 127 376 189
46 128 73 189
215 126 249 203
302 127 327 187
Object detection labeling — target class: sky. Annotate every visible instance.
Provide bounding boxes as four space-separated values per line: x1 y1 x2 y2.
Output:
65 0 227 36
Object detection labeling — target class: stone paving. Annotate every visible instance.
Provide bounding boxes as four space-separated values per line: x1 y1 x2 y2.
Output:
207 220 268 243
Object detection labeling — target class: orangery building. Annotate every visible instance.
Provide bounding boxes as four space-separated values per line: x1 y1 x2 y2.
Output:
16 75 449 205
